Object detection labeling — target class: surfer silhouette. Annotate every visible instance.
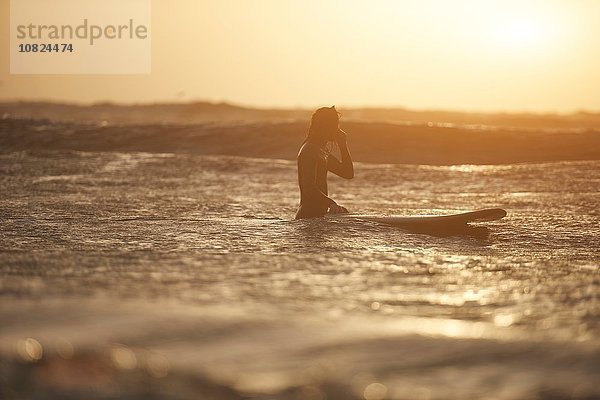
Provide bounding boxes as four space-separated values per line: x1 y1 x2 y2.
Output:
295 106 354 219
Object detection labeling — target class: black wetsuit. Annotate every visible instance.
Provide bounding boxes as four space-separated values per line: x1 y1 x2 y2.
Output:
295 142 330 219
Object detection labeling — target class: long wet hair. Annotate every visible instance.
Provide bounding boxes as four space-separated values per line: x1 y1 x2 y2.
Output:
303 106 341 153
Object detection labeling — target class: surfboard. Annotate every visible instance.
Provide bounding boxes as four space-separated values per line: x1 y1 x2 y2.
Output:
332 208 506 236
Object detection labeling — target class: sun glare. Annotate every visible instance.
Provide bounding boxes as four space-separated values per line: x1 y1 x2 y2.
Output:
496 19 546 48
3 0 597 111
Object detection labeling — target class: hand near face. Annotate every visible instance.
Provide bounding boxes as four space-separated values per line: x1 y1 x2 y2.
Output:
334 128 347 144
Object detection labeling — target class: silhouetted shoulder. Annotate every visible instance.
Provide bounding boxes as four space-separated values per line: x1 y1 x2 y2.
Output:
298 142 326 162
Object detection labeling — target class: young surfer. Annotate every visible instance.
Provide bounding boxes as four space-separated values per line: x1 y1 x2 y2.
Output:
295 106 354 219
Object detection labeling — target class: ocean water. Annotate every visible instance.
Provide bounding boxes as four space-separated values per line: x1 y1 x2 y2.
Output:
0 150 599 399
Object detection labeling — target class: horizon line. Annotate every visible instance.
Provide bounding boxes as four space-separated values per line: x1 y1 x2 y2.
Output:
1 97 599 116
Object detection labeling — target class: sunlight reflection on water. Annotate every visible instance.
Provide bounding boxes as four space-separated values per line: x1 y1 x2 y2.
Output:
0 151 598 399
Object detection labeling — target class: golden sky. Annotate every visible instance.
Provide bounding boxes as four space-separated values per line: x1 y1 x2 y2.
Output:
1 0 599 112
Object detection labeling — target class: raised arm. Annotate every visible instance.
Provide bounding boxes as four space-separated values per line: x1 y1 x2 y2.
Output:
327 129 354 179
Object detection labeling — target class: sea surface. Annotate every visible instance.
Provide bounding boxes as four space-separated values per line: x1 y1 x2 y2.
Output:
0 150 599 399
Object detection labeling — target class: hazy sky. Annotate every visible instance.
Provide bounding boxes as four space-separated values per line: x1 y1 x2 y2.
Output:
1 0 600 112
